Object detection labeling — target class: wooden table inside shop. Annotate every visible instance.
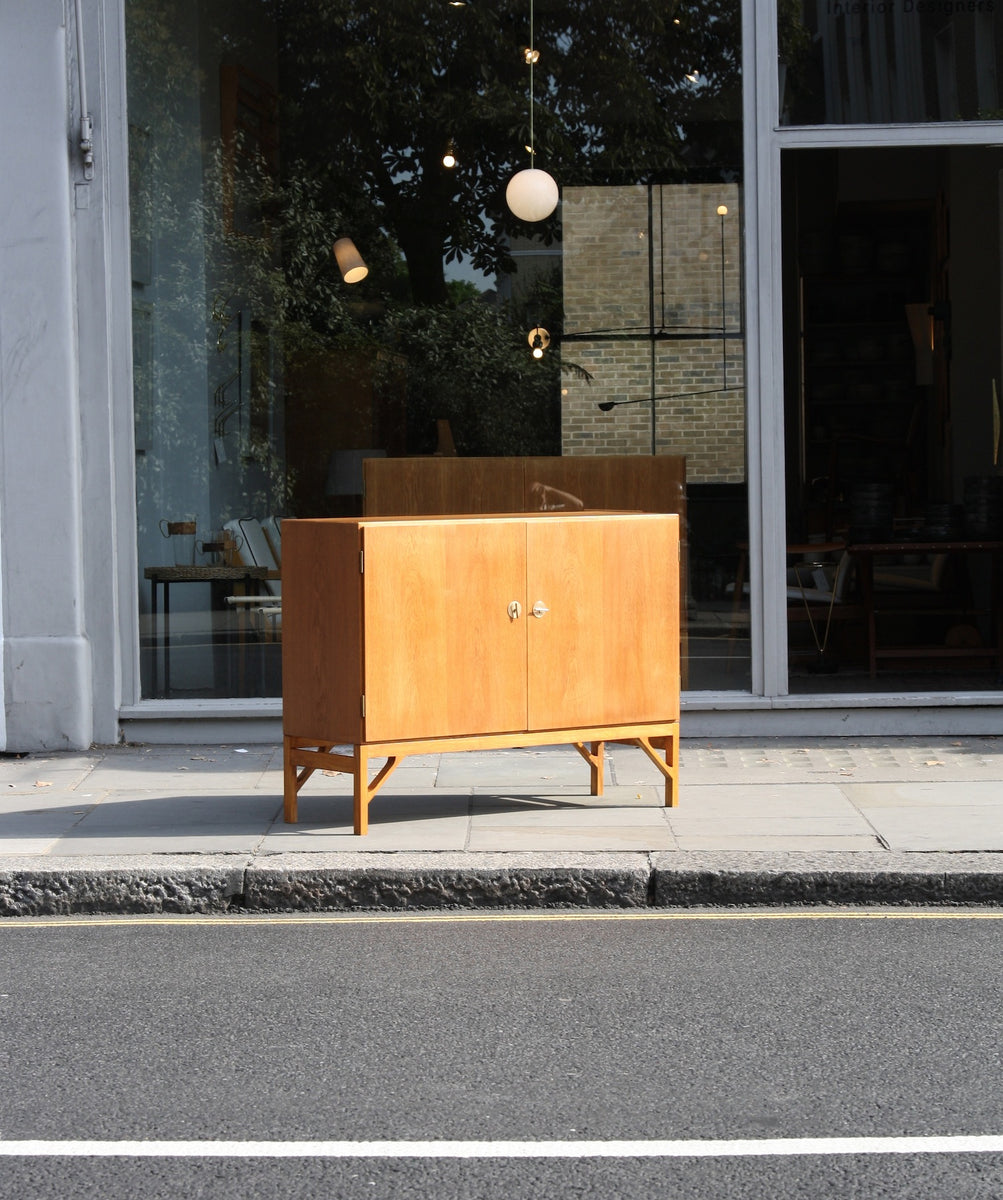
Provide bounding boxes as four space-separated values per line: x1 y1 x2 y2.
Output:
144 565 269 697
848 540 1003 678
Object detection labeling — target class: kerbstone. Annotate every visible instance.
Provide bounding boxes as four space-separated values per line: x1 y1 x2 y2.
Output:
0 855 245 916
243 852 653 911
652 851 1003 907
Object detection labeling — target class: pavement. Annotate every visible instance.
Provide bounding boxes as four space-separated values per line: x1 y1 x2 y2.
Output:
1 735 1002 916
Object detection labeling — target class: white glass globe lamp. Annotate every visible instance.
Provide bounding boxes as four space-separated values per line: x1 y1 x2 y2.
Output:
506 168 559 222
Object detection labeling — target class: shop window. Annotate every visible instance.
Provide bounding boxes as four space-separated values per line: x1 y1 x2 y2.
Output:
125 0 747 699
782 146 1003 693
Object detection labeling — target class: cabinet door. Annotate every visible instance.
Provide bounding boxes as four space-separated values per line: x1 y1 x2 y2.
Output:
361 519 527 741
526 515 679 730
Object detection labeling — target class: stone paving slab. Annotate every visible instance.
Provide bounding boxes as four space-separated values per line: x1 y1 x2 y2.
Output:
859 806 1003 853
435 747 611 788
671 833 884 852
45 791 284 856
260 791 473 852
79 748 278 791
0 757 103 794
676 737 1003 783
841 780 1003 807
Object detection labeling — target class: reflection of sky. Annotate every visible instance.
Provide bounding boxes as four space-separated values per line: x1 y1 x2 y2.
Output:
445 257 494 290
443 213 496 291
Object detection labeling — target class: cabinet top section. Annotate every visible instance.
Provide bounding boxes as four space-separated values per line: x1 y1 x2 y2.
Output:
286 511 679 529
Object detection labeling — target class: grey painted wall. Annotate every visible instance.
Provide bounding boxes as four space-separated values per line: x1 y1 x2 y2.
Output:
1 1 93 748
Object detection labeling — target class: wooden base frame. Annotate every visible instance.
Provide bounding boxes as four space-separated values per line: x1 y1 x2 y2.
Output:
283 723 680 835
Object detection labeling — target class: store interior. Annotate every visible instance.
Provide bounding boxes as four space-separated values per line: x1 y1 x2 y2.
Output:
779 145 1003 692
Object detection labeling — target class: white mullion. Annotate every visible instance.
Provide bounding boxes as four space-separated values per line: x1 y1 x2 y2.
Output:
744 0 790 697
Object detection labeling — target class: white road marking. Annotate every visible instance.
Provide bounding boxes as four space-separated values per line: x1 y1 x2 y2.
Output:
4 910 1003 928
0 1137 1001 1158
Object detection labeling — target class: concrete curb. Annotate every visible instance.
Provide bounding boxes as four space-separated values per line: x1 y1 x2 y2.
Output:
651 852 1003 907
0 856 246 917
1 851 1001 916
243 852 652 912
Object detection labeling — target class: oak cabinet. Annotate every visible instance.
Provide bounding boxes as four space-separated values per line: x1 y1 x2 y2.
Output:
282 512 679 833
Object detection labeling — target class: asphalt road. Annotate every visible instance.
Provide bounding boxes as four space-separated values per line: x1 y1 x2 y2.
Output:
1 910 1001 1198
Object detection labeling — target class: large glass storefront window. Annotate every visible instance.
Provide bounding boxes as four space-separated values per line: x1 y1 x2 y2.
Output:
780 0 1003 124
783 145 1003 693
126 0 746 700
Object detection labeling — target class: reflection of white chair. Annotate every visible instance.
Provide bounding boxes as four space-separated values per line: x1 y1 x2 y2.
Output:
224 517 282 637
729 542 863 666
788 551 854 604
786 549 862 661
260 515 283 569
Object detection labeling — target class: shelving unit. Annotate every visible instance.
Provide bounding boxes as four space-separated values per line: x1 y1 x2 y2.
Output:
797 202 934 537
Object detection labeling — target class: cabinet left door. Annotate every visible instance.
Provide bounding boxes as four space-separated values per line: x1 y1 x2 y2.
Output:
361 519 528 742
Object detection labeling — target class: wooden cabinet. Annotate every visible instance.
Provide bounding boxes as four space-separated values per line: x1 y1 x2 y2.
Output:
282 512 680 833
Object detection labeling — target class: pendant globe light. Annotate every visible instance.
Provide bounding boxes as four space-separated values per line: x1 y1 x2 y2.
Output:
505 0 558 223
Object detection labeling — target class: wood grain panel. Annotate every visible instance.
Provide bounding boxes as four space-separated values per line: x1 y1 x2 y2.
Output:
364 457 524 516
362 454 688 684
526 514 679 729
361 518 527 741
281 519 364 743
522 455 685 518
523 457 687 685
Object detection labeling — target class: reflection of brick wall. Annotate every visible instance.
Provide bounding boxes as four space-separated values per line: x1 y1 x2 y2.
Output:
561 184 745 482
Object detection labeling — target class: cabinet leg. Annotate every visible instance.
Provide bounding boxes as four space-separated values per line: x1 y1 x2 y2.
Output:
663 726 679 809
283 735 299 824
635 730 679 808
572 741 604 796
353 744 370 836
590 741 604 796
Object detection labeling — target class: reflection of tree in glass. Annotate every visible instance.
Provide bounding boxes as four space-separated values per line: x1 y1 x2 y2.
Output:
269 0 742 304
380 275 563 458
127 0 743 477
776 0 816 124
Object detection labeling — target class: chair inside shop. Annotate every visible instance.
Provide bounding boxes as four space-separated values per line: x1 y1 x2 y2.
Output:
224 517 283 638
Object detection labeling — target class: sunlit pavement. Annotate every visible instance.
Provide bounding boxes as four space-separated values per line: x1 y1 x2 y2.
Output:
1 737 1002 914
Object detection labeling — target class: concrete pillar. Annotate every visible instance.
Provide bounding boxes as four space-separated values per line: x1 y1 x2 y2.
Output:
0 1 93 748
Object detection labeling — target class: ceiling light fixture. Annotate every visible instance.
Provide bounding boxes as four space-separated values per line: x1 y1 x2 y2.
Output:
442 138 458 168
505 0 558 223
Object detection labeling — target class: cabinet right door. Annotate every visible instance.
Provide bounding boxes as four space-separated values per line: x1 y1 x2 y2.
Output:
525 514 679 731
